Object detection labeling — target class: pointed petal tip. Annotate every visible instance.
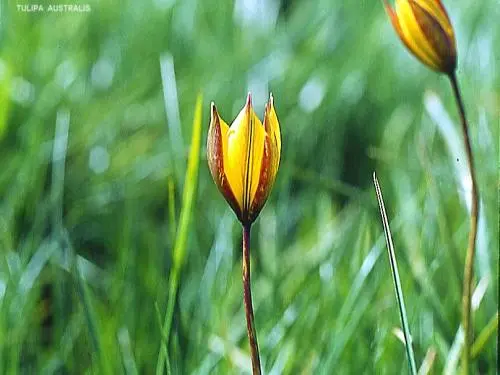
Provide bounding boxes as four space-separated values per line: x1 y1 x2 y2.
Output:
244 92 253 117
210 102 221 131
264 93 275 117
211 101 218 117
246 92 252 107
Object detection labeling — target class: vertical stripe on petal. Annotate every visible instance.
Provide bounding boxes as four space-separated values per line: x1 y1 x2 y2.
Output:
226 94 266 222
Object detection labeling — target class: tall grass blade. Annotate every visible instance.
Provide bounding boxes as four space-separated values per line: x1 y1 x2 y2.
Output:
51 108 70 232
160 53 185 185
156 93 203 375
117 327 139 375
74 256 112 375
373 172 418 375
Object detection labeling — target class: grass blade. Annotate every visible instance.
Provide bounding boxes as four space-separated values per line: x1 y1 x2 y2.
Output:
444 276 490 374
373 172 418 375
74 256 112 375
471 311 498 359
156 93 203 375
118 327 139 375
160 53 185 185
167 176 176 242
417 347 436 375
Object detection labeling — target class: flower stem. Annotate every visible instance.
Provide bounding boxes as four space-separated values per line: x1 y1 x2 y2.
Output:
242 223 262 375
448 72 479 375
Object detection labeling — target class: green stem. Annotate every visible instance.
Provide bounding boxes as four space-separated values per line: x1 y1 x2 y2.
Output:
242 224 261 375
448 72 479 375
155 269 179 375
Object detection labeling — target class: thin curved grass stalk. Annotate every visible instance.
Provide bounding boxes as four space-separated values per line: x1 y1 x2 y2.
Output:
447 72 479 375
373 172 418 375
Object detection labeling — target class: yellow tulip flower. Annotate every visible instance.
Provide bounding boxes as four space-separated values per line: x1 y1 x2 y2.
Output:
207 93 281 225
384 0 457 74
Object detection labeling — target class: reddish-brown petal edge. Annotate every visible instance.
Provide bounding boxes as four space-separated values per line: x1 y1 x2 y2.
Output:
207 103 243 221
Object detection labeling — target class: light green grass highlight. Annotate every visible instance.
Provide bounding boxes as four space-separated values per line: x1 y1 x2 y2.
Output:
156 93 203 375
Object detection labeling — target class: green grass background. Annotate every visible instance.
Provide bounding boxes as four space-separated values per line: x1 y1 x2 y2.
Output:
0 0 498 373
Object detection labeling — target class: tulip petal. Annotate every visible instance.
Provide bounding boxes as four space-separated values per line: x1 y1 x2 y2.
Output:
396 0 442 70
226 94 266 219
410 0 456 72
263 94 281 189
414 0 451 29
263 93 281 171
249 134 274 222
384 0 431 67
207 103 241 217
248 95 282 222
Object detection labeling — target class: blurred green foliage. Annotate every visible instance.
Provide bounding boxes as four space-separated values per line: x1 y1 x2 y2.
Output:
0 0 498 373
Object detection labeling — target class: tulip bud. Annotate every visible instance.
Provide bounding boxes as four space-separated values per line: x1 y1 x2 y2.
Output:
384 0 457 75
207 93 281 225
